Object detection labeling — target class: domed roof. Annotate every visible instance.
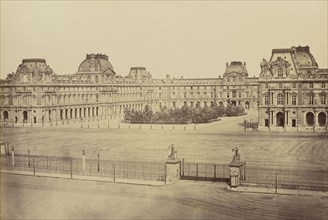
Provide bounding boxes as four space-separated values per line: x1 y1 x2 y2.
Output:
16 58 53 75
293 46 318 68
77 53 115 75
224 61 248 77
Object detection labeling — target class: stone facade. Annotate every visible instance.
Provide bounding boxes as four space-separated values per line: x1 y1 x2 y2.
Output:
1 46 326 132
258 46 328 132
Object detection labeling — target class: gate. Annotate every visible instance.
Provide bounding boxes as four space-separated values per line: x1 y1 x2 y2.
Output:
181 161 230 182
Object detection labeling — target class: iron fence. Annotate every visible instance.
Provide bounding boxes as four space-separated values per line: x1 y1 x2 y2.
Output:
1 154 166 182
181 162 230 182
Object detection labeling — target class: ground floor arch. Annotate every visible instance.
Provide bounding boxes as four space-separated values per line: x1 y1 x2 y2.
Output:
318 112 327 126
276 112 284 127
306 112 315 126
23 111 28 123
3 111 9 121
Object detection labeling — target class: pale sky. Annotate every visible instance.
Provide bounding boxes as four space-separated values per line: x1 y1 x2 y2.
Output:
1 1 327 79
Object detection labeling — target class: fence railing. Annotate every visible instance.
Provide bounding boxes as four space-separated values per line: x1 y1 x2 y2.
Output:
1 154 166 182
181 162 230 182
242 166 328 191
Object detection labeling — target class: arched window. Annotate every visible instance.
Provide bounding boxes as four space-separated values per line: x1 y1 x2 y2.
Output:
278 68 283 78
277 93 284 105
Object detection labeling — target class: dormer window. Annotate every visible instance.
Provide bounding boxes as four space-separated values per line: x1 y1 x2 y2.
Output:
278 68 283 78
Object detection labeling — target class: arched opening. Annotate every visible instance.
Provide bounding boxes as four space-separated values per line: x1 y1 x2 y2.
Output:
210 101 214 107
88 108 91 117
92 107 95 117
219 101 223 106
276 112 284 127
65 109 68 119
70 109 73 119
60 109 64 120
318 112 326 126
245 101 250 109
3 111 9 121
306 112 315 126
23 111 28 123
96 107 99 116
49 110 51 121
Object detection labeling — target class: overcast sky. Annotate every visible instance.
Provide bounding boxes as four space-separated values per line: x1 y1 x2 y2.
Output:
1 1 327 79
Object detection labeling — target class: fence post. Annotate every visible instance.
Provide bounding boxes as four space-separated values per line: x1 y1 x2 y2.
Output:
164 163 167 184
113 163 116 182
214 165 216 181
196 164 198 179
244 161 246 181
33 158 35 175
70 160 73 179
82 150 85 175
97 153 100 172
28 149 31 167
275 172 278 194
182 158 184 177
11 146 15 168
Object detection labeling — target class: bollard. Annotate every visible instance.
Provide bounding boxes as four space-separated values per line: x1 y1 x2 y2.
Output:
28 149 31 167
11 146 15 167
82 150 86 175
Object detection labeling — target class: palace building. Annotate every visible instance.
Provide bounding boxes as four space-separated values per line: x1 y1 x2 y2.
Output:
258 46 328 132
0 46 326 131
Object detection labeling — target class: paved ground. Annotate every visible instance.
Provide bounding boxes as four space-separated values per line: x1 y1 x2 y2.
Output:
1 173 327 220
1 112 327 219
1 112 327 187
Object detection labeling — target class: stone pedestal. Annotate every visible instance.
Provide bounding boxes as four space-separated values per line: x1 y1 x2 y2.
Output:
166 159 181 183
229 160 243 187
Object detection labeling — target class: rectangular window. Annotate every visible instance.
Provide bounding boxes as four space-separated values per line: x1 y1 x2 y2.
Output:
292 83 296 88
309 94 314 105
292 95 297 105
322 83 326 88
310 83 313 88
321 96 326 105
264 95 269 105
